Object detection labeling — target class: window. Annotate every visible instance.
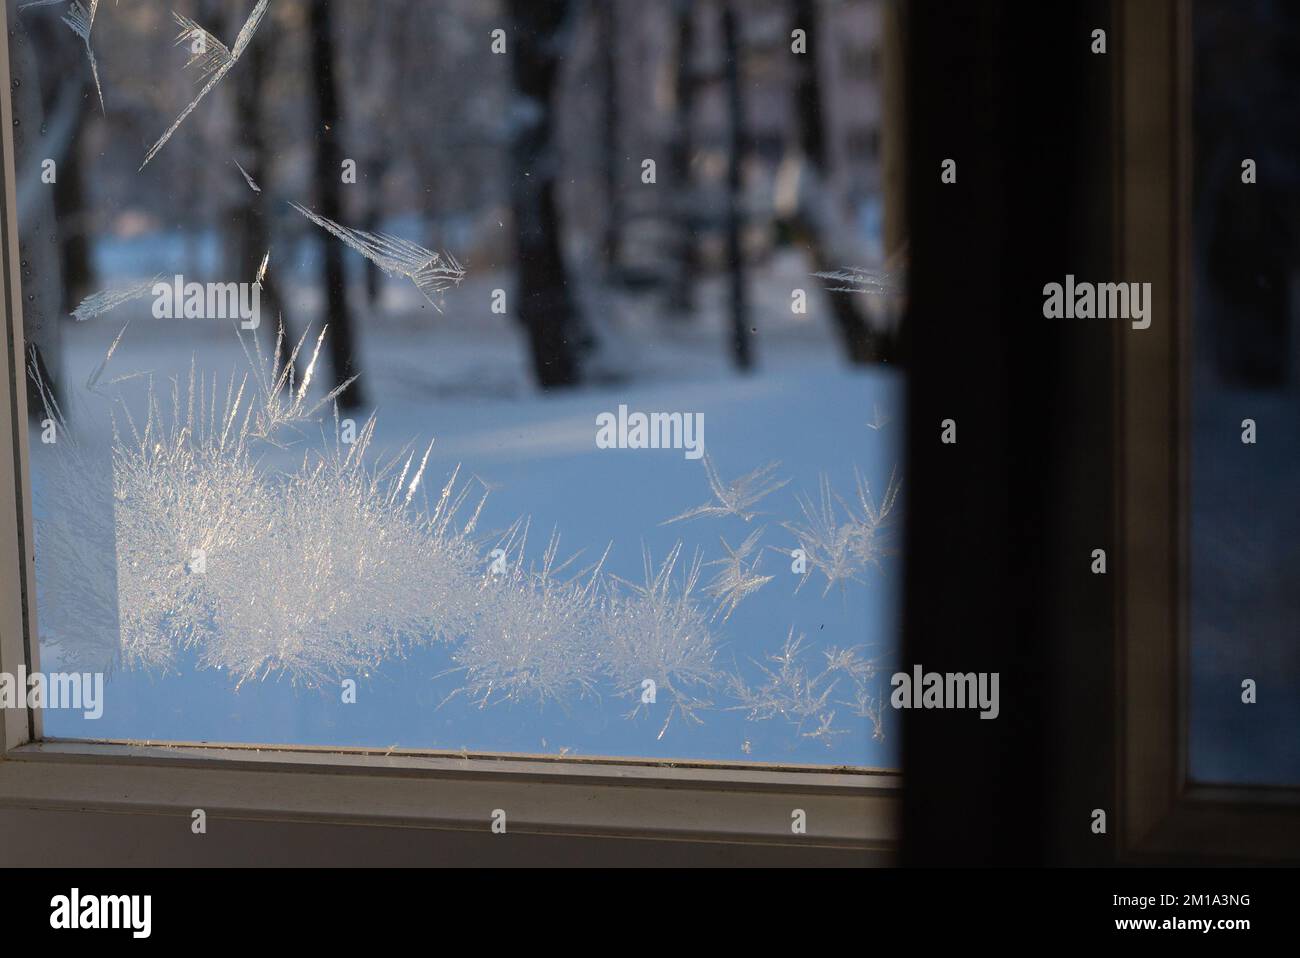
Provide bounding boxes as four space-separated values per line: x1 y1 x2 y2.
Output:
1117 0 1300 861
6 0 1287 872
0 0 894 862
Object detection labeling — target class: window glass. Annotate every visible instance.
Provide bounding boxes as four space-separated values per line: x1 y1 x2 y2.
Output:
10 0 901 766
1190 0 1300 785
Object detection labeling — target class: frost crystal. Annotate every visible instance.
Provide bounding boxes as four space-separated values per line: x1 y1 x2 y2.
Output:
236 323 357 443
847 467 901 574
70 277 160 322
84 321 147 396
31 326 486 684
662 454 789 524
61 0 104 114
290 203 467 309
233 158 262 193
782 468 900 595
28 346 120 672
704 528 772 621
446 526 606 709
30 325 897 753
813 266 903 296
727 628 883 747
139 0 269 170
602 543 718 738
828 646 888 742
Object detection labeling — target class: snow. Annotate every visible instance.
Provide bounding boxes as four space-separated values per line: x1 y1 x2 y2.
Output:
33 250 903 768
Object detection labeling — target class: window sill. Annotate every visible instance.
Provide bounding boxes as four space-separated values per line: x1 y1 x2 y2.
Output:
0 739 898 861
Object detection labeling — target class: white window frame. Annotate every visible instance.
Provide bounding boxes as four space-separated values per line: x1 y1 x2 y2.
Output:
0 9 896 865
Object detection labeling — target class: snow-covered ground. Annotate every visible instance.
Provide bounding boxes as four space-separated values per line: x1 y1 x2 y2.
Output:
33 245 903 768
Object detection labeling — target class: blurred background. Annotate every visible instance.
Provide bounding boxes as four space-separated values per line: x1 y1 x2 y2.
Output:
13 0 901 402
1190 0 1300 786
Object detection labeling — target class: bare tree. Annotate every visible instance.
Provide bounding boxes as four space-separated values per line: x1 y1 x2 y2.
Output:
309 0 364 408
597 0 622 275
788 0 889 363
722 1 752 370
507 0 585 388
667 0 698 315
231 2 292 363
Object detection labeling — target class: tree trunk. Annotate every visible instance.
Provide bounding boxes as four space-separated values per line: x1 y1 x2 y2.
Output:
507 0 583 388
790 0 891 364
667 0 697 315
49 105 92 317
27 12 95 318
722 2 752 371
310 0 365 408
362 174 384 308
233 12 293 365
598 0 621 275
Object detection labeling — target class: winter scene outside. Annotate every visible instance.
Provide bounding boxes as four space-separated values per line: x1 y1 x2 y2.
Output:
1188 2 1300 786
10 0 902 766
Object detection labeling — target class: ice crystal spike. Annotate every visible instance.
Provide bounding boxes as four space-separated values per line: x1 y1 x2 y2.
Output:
234 158 262 193
27 345 120 673
781 468 901 596
813 266 901 296
175 10 234 80
445 526 606 709
289 202 467 309
827 645 888 742
30 324 492 683
727 628 865 747
234 324 357 443
28 324 896 749
139 0 268 170
61 0 104 114
848 466 901 573
705 528 772 622
662 454 789 524
603 543 718 738
84 321 146 395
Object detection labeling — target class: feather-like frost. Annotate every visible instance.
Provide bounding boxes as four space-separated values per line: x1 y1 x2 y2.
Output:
139 0 268 170
290 202 466 309
704 528 772 621
61 0 104 113
813 266 902 296
662 454 789 524
70 276 160 322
